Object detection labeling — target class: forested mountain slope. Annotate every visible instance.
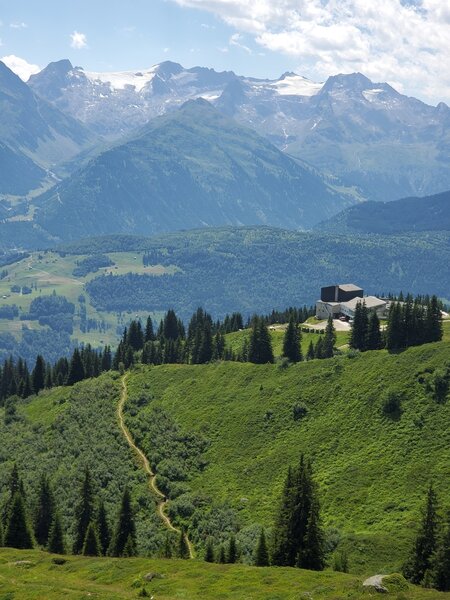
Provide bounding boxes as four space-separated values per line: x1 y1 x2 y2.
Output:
320 190 450 234
34 100 352 240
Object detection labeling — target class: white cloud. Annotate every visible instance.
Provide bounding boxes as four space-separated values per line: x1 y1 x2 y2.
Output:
169 0 450 104
229 32 252 54
70 31 88 49
1 55 40 81
10 22 27 29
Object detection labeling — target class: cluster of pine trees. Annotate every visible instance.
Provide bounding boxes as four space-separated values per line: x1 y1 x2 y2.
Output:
0 465 136 558
386 296 442 351
403 485 450 591
350 295 442 352
0 345 112 406
200 457 325 570
271 456 325 570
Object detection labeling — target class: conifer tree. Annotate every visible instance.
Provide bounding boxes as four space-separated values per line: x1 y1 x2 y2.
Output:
403 484 439 584
162 533 172 558
272 466 296 566
218 545 226 563
34 474 55 547
73 467 95 554
123 534 136 557
248 317 274 364
282 317 302 362
386 302 404 350
82 522 101 556
306 340 315 361
425 296 443 343
48 513 65 554
323 316 336 358
0 520 3 546
4 492 33 549
204 537 214 562
178 528 190 559
349 302 368 351
227 534 237 563
433 513 450 591
366 311 382 350
97 500 110 556
314 337 324 359
32 354 46 394
145 316 155 342
67 348 85 386
300 496 325 570
254 528 270 566
109 487 137 557
198 322 213 364
272 456 324 571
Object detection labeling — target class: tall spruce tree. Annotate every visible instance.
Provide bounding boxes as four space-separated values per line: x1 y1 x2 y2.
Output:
403 484 439 584
386 302 404 350
248 317 274 364
366 311 382 350
109 487 137 557
433 513 450 591
272 465 296 566
144 316 155 342
73 467 95 554
34 474 55 547
204 537 214 562
323 316 336 358
300 496 325 570
272 456 324 571
349 302 368 351
227 534 237 563
282 317 302 362
97 500 110 556
48 513 65 554
67 348 85 386
82 522 101 556
178 528 190 559
254 528 270 566
4 492 33 549
32 355 46 394
306 340 315 361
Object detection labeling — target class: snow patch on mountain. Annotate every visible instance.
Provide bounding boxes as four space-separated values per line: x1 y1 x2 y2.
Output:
362 89 384 102
268 74 322 97
83 67 157 92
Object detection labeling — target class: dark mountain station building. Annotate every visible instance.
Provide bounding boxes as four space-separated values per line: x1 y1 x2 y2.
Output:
316 283 387 320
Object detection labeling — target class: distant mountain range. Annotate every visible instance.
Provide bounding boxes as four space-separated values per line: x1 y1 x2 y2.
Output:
34 99 352 240
29 59 450 201
0 61 96 196
320 190 450 234
1 58 450 247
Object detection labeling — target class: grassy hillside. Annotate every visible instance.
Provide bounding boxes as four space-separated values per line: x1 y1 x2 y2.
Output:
0 374 167 554
2 548 449 600
124 341 450 574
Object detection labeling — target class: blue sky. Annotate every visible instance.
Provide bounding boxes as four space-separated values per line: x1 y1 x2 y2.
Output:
1 0 449 104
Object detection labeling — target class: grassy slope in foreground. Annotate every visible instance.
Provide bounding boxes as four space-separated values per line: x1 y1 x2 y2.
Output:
126 341 450 575
0 549 449 600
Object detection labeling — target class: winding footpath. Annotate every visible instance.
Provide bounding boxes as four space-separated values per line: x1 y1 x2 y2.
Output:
117 374 194 559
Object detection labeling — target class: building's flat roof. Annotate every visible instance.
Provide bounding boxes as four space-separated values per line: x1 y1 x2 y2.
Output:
342 296 386 310
338 283 363 292
316 300 340 306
